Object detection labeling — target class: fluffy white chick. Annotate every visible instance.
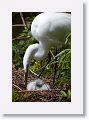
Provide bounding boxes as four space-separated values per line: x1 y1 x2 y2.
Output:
27 79 50 90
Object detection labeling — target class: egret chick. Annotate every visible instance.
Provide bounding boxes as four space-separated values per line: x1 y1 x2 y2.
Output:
27 79 50 90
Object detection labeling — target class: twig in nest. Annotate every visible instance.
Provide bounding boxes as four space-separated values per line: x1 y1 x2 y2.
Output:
17 89 61 93
13 84 22 91
39 98 48 102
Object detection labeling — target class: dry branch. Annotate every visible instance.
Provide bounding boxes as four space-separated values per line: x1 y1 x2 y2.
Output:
50 50 55 59
17 89 61 93
12 24 25 27
12 36 30 41
20 12 27 29
13 84 22 91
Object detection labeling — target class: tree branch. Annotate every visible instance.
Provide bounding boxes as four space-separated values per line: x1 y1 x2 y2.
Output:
17 89 61 93
12 36 31 41
20 12 28 30
13 84 22 91
12 24 25 27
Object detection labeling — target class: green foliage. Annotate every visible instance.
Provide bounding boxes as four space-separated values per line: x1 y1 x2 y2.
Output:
59 89 71 102
12 89 40 102
12 89 24 102
13 40 31 69
45 33 71 85
12 13 39 69
56 48 71 83
12 89 71 102
57 34 71 84
30 61 42 73
12 12 71 102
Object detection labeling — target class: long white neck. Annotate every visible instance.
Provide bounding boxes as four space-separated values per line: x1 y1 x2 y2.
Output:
23 40 51 72
34 40 51 60
23 43 39 72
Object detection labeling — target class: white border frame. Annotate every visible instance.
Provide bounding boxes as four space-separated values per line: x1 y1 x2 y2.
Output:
0 0 83 114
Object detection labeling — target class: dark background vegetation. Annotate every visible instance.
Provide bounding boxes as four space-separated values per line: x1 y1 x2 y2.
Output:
12 12 71 102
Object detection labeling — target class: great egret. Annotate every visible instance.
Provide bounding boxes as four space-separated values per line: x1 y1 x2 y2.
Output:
23 12 71 88
27 79 50 90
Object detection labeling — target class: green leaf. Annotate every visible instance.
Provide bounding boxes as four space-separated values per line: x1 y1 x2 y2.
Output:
55 49 70 58
67 89 71 99
56 49 71 66
60 91 67 97
65 33 71 45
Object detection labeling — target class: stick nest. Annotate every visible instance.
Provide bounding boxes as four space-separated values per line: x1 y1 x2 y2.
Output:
12 67 71 102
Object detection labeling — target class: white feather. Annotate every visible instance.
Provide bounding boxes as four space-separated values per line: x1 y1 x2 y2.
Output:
23 12 71 71
27 79 50 90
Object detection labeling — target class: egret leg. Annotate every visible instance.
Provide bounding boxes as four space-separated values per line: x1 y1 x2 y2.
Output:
38 52 51 78
25 65 28 89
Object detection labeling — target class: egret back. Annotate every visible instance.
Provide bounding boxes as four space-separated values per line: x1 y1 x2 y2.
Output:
31 13 71 46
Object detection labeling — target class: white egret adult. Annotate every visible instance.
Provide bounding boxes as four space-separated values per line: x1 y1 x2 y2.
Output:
23 12 71 88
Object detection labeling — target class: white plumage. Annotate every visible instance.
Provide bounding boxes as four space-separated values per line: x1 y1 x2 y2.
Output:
23 13 71 72
23 13 71 89
27 79 50 90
